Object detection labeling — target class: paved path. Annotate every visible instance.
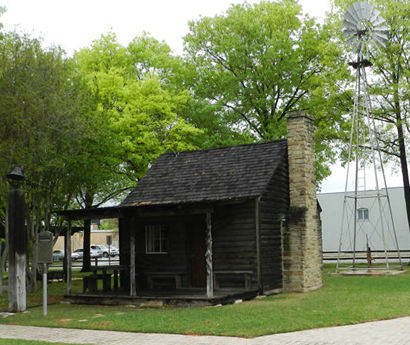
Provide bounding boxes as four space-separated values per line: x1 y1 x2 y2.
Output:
0 317 409 345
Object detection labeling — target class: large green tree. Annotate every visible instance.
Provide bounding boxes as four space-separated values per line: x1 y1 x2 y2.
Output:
183 0 352 182
72 33 202 270
0 31 83 288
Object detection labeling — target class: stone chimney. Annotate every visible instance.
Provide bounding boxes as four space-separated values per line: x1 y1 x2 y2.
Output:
282 111 323 292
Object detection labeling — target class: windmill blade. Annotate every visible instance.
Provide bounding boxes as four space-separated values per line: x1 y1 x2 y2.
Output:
343 17 359 30
343 28 358 37
369 8 381 23
352 2 368 20
373 25 389 32
342 21 359 36
371 33 388 47
371 16 386 28
356 2 372 21
372 31 389 42
346 4 361 24
373 28 389 38
344 10 360 27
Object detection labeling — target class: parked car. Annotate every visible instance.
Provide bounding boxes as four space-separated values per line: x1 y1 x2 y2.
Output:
73 248 101 259
90 244 110 258
71 252 81 261
52 250 64 262
109 246 119 257
73 248 84 259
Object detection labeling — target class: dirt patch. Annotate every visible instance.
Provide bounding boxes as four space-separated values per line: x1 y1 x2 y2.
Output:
53 318 74 325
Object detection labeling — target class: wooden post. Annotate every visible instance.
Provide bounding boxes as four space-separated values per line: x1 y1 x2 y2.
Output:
130 226 136 296
66 220 72 295
205 212 214 298
7 188 27 312
255 197 262 293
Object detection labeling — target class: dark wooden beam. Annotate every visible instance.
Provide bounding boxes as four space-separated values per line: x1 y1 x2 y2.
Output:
57 204 216 221
255 197 262 293
130 218 136 297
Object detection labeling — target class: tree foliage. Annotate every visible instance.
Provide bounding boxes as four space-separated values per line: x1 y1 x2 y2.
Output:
0 31 85 287
73 33 202 188
183 0 352 182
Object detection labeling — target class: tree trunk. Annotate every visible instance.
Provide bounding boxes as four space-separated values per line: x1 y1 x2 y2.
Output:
81 219 91 272
27 212 38 293
81 192 93 272
396 122 410 254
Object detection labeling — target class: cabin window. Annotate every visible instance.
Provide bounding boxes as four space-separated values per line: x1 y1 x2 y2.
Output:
145 224 168 254
357 208 369 221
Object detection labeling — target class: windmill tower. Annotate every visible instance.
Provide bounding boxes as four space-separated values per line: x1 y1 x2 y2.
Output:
336 2 402 273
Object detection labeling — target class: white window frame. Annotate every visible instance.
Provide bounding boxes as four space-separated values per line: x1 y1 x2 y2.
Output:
145 224 168 254
357 208 369 221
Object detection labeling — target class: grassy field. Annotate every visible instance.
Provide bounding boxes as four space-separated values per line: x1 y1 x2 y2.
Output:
0 265 409 338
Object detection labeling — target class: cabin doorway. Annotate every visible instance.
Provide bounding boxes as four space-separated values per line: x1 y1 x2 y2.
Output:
187 222 206 287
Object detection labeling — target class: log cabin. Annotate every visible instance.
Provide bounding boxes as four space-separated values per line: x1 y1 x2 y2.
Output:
59 111 323 306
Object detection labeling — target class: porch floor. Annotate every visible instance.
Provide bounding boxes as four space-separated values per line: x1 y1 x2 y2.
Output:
64 288 259 307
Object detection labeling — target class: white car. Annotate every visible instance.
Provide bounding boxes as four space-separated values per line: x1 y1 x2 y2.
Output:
90 244 109 258
73 248 101 259
71 252 81 261
109 246 119 257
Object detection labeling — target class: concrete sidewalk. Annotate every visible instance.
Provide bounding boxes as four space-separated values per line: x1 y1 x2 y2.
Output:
0 317 409 345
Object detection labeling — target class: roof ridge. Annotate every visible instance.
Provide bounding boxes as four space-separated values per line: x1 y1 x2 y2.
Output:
162 138 287 157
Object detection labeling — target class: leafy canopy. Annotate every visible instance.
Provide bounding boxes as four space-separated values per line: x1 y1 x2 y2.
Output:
183 0 352 182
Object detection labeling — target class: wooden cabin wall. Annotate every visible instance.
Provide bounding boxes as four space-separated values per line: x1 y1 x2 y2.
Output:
213 201 257 288
259 158 289 291
134 219 188 287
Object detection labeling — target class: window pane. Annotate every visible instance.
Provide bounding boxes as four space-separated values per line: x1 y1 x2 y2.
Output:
145 224 168 253
358 208 369 220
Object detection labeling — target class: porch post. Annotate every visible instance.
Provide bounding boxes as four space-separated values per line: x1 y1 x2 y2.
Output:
130 227 136 296
255 197 262 293
65 220 72 295
205 212 214 298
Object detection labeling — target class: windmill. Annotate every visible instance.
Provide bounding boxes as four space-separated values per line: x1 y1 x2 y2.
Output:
336 2 402 273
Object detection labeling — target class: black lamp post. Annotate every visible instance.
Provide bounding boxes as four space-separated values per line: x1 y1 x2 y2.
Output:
6 165 27 312
6 166 25 187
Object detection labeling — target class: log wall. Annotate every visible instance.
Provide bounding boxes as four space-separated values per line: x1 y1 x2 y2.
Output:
259 158 289 291
213 201 258 288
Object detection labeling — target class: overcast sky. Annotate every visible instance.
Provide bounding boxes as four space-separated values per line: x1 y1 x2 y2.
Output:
0 0 404 192
0 0 332 55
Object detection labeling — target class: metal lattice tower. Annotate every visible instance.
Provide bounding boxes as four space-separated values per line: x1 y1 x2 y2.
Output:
336 2 402 272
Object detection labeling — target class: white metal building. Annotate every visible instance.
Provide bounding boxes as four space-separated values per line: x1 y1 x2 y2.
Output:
318 187 410 253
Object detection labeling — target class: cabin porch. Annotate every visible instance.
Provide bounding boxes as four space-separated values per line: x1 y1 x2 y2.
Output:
64 287 259 307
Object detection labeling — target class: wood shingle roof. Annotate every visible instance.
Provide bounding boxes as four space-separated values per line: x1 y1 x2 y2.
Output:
121 139 288 207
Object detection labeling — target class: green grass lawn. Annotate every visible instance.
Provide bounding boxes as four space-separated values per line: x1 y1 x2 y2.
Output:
0 265 409 338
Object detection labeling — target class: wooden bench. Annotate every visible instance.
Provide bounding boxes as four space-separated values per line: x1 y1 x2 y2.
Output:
47 270 64 282
145 272 183 289
37 269 64 283
213 270 253 289
83 273 112 293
